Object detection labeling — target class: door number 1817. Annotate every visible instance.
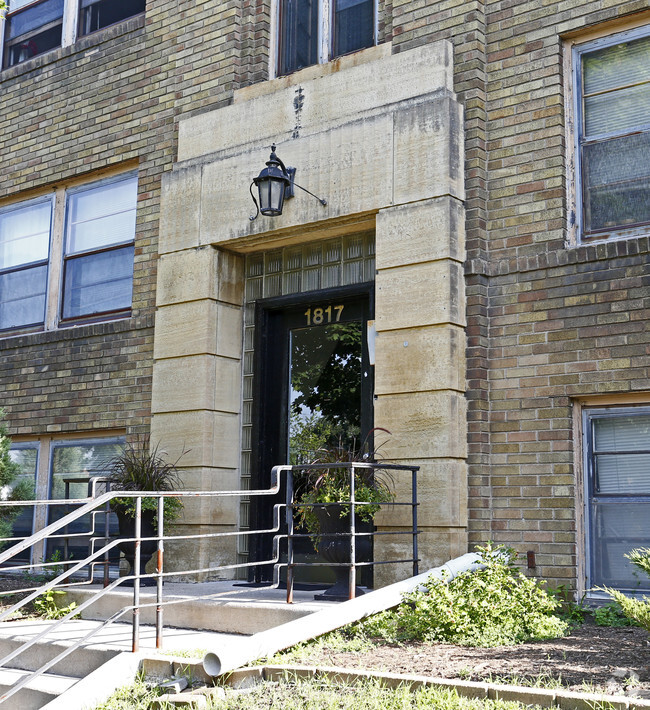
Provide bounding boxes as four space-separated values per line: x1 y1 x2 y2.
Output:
304 304 344 326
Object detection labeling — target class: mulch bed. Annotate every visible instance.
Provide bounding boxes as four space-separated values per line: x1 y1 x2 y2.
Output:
285 618 650 698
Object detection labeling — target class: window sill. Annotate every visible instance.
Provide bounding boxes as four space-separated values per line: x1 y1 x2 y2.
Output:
0 14 145 82
234 42 391 104
0 313 153 350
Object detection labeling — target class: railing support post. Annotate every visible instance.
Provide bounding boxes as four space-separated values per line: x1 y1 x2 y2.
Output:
349 465 356 600
286 470 294 604
131 496 141 653
156 494 164 649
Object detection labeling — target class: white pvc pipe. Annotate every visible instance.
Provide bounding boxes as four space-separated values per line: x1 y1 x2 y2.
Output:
203 552 482 677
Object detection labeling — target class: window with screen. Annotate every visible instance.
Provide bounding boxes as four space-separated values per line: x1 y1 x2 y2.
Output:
584 407 650 592
575 28 650 239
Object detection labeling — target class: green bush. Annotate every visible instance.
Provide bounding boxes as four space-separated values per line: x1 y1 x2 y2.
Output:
602 548 650 633
358 543 569 647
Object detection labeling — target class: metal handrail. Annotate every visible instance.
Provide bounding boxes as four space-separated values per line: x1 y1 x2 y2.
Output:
0 462 418 705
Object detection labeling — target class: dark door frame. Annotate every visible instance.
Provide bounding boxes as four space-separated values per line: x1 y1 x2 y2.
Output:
249 281 375 581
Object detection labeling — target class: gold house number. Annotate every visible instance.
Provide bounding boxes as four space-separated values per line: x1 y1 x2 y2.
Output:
304 304 344 326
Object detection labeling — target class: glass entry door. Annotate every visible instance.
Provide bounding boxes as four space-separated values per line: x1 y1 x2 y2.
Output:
250 285 373 583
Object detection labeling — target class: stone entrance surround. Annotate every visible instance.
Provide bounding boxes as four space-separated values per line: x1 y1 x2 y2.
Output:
151 40 468 584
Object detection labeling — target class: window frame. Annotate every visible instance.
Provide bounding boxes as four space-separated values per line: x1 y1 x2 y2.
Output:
273 0 377 78
0 169 137 337
572 25 650 243
582 405 650 595
0 0 145 71
0 193 54 332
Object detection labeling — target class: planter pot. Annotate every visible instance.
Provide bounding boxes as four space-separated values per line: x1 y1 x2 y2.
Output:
114 507 159 587
312 504 371 601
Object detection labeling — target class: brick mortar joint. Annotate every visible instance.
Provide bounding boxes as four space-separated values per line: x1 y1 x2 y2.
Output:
464 235 650 278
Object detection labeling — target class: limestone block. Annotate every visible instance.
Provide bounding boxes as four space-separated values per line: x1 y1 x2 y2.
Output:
159 165 202 255
373 527 468 588
376 197 465 269
173 467 240 527
164 524 239 577
178 41 455 163
156 248 217 306
151 355 240 414
375 260 466 331
374 458 468 528
154 300 217 359
374 325 465 395
393 96 464 204
374 390 468 460
150 411 240 469
156 247 244 307
199 114 393 246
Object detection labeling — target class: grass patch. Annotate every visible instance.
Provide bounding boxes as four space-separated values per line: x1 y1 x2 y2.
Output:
95 674 549 710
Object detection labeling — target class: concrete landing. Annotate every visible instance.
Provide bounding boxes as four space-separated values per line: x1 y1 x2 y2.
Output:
62 580 338 634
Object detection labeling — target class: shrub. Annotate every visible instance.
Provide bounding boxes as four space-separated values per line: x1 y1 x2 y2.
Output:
358 543 569 647
602 548 650 632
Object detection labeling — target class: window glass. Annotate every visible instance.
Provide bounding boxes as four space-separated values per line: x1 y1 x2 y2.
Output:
8 444 38 562
62 173 137 321
0 265 48 330
47 438 123 560
0 201 51 269
333 0 373 58
78 0 145 37
278 0 319 76
66 175 138 254
0 199 51 331
3 0 64 68
62 245 134 319
586 409 650 592
579 31 650 236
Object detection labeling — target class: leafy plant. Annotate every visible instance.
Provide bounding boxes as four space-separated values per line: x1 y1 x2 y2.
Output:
294 428 393 544
0 409 34 549
593 601 636 627
355 543 569 647
32 589 78 620
601 548 650 632
105 438 185 525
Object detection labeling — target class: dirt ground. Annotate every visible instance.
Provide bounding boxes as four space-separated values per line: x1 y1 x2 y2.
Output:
286 619 650 699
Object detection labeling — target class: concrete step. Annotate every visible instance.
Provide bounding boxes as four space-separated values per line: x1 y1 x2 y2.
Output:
62 580 336 634
0 666 77 710
0 618 241 709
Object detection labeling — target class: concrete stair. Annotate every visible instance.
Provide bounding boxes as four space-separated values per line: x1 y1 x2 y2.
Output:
0 618 241 709
0 581 334 709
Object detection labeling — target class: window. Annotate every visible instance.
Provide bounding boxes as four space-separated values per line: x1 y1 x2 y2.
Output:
574 28 650 240
62 176 136 320
1 0 145 69
0 171 137 333
9 435 123 562
0 197 52 330
77 0 145 38
583 407 650 593
277 0 375 77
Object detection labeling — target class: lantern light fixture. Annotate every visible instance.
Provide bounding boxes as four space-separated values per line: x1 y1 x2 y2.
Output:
249 145 327 221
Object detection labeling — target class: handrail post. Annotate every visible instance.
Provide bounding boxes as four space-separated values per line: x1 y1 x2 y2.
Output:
156 494 164 649
131 496 141 653
349 464 356 600
412 466 419 577
286 468 295 604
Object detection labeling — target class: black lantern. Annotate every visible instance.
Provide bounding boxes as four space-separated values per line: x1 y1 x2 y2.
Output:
249 144 327 221
251 145 294 218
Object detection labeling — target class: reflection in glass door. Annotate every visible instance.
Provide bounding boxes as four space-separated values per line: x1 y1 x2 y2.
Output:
250 286 373 583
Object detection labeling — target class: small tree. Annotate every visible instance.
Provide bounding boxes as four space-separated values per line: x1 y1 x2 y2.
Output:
0 409 32 546
603 548 650 632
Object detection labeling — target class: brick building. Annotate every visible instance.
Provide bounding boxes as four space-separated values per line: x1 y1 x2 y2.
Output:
1 0 649 599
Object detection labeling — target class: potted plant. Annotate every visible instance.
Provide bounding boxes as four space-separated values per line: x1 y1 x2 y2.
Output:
294 428 393 600
105 438 184 585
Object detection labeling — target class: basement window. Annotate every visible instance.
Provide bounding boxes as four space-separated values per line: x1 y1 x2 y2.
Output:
583 406 650 593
